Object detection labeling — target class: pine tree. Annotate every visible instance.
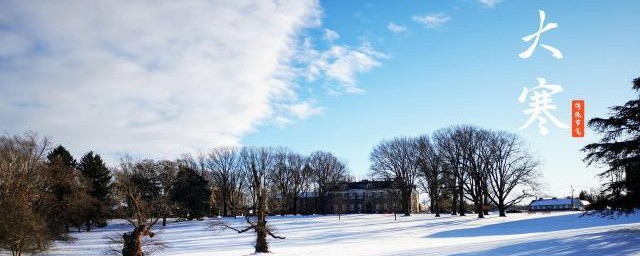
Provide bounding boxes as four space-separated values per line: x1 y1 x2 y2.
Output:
46 145 77 210
45 145 79 236
78 152 112 230
47 145 77 168
171 167 211 220
583 76 640 215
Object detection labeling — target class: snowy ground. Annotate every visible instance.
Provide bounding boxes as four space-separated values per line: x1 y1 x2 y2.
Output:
33 212 640 255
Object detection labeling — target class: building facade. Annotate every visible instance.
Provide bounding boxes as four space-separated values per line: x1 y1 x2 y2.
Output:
329 180 420 214
271 179 421 215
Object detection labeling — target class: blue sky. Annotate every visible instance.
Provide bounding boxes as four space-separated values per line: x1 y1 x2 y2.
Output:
1 0 639 198
243 0 640 196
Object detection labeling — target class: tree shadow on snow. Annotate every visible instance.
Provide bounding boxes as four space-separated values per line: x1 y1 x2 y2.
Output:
451 228 640 256
429 213 640 238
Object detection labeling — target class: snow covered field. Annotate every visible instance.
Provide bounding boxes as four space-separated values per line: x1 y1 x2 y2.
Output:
38 212 640 255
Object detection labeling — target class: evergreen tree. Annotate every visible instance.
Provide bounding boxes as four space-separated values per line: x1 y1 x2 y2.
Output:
78 151 113 230
46 146 78 203
171 167 211 220
47 145 77 168
583 76 640 215
45 145 80 235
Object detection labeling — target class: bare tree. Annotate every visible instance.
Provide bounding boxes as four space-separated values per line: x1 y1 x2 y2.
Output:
214 147 284 253
272 149 293 216
416 135 444 217
288 153 310 216
370 137 420 216
0 133 53 256
307 151 347 215
157 160 178 226
486 132 540 217
456 126 491 218
114 158 163 256
205 147 241 217
433 128 467 216
269 149 310 216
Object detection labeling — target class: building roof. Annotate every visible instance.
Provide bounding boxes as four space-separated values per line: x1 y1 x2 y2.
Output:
529 198 588 207
335 180 395 191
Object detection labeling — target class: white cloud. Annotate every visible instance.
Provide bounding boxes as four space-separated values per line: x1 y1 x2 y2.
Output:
412 13 451 28
479 0 502 8
288 101 324 119
387 22 407 33
0 0 353 161
299 39 386 94
322 29 340 42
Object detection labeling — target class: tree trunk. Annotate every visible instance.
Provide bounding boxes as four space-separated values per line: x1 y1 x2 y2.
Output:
451 181 458 215
255 222 268 253
222 192 228 217
498 202 506 217
293 196 298 216
430 198 434 214
162 216 167 226
434 195 440 217
320 195 327 215
314 188 319 214
403 190 411 216
122 227 143 256
482 191 489 215
86 221 91 232
476 178 485 218
280 194 287 216
231 195 238 218
458 181 465 216
255 190 269 253
394 203 397 221
11 244 22 256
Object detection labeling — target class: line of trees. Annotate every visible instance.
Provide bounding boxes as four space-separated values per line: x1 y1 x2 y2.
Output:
1 126 542 255
205 147 347 253
200 147 348 218
0 134 113 256
370 125 541 218
0 135 213 256
0 136 350 255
